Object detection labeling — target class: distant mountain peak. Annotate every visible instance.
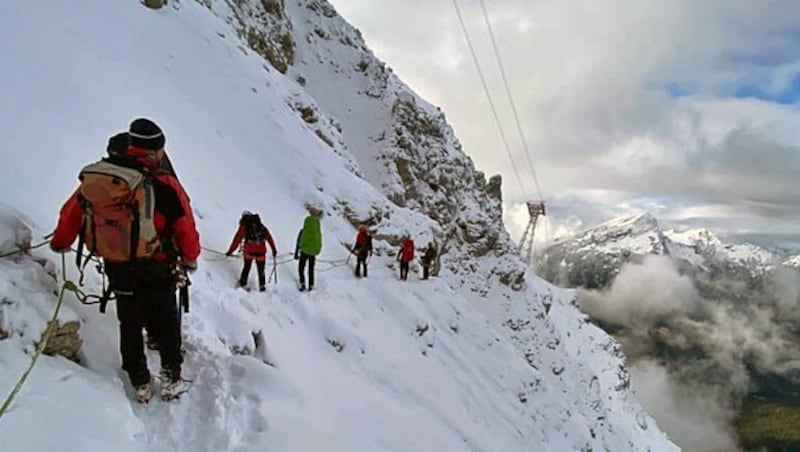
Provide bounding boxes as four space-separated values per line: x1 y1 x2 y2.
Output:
784 254 800 269
538 212 779 289
594 212 658 232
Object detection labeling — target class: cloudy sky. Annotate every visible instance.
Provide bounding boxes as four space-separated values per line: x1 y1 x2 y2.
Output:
327 0 800 245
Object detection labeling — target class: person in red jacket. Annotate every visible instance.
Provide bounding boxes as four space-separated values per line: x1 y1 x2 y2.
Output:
353 223 373 278
396 235 414 281
51 118 200 403
226 211 277 291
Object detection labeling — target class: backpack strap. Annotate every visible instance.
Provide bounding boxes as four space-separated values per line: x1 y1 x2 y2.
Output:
76 216 86 270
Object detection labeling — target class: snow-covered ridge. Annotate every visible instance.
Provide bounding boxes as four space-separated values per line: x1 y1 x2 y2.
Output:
538 212 780 288
0 1 676 451
782 254 800 270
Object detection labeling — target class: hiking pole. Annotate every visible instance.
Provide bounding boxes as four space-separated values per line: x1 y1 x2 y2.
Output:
270 255 278 285
341 242 355 265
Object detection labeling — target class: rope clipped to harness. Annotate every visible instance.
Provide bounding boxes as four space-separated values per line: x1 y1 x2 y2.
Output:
72 246 115 313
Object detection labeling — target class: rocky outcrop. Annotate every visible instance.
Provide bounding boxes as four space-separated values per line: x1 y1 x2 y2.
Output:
42 320 82 361
143 0 167 9
202 0 295 73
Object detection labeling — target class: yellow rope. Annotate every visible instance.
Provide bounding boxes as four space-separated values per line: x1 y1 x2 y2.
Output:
0 252 73 421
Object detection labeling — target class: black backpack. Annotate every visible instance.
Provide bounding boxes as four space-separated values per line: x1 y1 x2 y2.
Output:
243 213 265 243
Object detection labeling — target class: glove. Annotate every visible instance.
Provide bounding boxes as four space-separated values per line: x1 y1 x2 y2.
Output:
225 251 233 257
181 259 198 274
294 252 299 260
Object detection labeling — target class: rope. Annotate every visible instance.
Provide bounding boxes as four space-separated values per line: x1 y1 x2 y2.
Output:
203 254 235 262
316 260 350 272
0 253 75 421
0 240 52 259
201 245 227 255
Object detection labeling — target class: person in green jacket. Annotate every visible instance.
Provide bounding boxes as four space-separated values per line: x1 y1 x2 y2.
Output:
294 206 323 291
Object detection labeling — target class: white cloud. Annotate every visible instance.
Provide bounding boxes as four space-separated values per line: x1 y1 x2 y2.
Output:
327 0 800 240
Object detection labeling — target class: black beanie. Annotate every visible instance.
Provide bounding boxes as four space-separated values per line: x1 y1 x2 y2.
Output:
129 118 165 150
106 132 129 155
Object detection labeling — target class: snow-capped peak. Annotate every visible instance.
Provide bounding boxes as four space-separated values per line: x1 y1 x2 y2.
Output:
663 227 722 248
596 212 659 233
783 254 800 270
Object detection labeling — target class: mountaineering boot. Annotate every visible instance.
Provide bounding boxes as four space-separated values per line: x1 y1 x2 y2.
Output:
159 368 188 401
134 381 153 403
259 285 266 292
299 283 306 292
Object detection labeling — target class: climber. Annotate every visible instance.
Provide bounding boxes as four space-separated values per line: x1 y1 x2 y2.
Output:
226 211 277 292
421 242 437 280
353 223 373 278
396 234 414 281
51 118 200 403
294 205 323 291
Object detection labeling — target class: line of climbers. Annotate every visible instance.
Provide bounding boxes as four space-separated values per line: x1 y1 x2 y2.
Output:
354 225 437 281
224 206 323 292
46 117 440 405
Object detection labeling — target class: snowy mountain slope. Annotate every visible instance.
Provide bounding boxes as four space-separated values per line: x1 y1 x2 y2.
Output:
537 212 780 288
281 0 519 288
0 1 676 451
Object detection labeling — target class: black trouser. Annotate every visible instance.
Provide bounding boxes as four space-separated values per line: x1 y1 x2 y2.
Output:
355 253 368 277
106 260 182 386
240 258 266 290
298 252 316 288
400 261 410 281
422 265 430 280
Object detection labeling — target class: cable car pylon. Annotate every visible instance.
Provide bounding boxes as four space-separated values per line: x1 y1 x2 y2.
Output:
518 201 546 266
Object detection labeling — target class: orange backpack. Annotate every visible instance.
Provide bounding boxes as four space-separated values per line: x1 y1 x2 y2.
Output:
77 159 160 262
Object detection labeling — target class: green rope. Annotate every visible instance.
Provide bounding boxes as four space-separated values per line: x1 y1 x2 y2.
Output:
0 252 74 421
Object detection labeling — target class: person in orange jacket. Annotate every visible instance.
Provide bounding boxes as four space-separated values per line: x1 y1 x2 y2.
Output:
396 235 414 281
51 118 200 403
227 211 277 292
